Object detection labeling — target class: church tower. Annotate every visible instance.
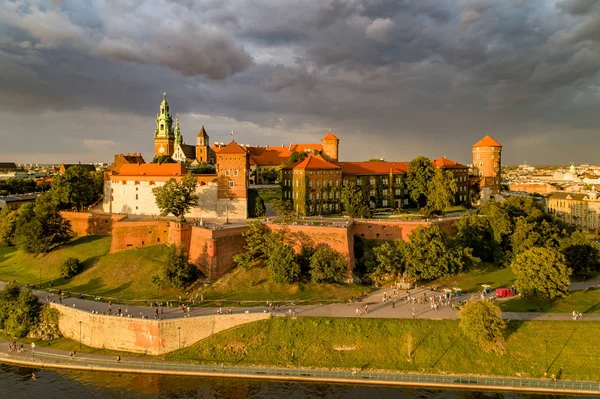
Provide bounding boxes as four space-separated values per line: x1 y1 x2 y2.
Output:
195 125 211 163
472 135 502 194
154 92 175 158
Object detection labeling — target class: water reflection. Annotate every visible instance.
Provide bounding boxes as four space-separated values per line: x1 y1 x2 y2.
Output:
0 364 584 399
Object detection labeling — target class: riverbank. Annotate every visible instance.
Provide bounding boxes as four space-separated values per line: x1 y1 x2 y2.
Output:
1 348 598 396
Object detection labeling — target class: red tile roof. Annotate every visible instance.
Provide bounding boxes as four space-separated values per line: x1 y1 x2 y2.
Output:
322 132 339 141
117 163 187 176
339 161 408 175
289 154 341 170
291 143 322 153
472 135 502 147
217 140 248 154
432 157 468 170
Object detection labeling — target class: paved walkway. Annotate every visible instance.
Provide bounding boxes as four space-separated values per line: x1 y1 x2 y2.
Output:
2 280 599 322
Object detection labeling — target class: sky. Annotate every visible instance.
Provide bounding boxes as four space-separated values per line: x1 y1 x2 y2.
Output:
0 0 599 166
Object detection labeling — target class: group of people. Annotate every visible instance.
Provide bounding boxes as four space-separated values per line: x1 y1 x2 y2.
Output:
7 341 24 353
572 311 583 320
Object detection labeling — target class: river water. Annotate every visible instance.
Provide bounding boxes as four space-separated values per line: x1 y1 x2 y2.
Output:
0 364 585 399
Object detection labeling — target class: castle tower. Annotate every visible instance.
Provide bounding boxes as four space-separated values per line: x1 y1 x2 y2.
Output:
174 115 183 145
215 140 250 218
195 125 210 163
472 135 502 194
321 130 339 162
154 92 175 158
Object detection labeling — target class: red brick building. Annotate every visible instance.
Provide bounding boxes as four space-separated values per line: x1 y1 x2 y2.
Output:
472 135 502 194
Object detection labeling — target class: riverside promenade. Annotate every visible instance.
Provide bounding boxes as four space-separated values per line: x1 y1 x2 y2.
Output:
2 279 599 322
1 338 599 396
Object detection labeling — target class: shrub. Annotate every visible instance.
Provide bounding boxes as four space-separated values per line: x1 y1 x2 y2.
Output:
60 257 83 279
459 300 506 354
309 246 348 283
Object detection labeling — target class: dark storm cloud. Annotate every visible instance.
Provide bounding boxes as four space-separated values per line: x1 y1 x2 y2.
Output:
1 0 600 165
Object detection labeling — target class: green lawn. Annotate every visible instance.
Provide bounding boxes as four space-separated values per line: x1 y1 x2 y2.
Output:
258 187 282 204
500 288 600 314
166 317 600 381
432 263 516 293
442 205 467 214
0 236 111 286
202 262 369 304
0 237 183 302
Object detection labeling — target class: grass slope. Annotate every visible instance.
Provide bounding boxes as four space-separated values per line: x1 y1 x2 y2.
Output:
202 263 368 303
0 237 181 301
0 236 111 285
166 317 600 381
500 288 600 314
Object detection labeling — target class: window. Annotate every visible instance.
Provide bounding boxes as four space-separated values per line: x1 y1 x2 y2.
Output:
336 180 339 186
383 189 388 195
225 170 230 176
309 180 313 188
395 189 401 196
370 190 375 197
310 193 313 200
477 154 480 159
135 194 138 200
479 162 483 167
335 192 339 199
316 193 320 200
357 180 362 186
234 170 239 176
382 200 388 206
229 181 234 188
329 180 332 187
323 180 326 187
383 178 388 184
316 180 320 188
370 178 375 185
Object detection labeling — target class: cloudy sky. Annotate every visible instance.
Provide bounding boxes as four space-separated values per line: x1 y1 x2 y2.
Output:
0 0 599 165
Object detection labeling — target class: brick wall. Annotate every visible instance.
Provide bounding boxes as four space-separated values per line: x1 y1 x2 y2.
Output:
266 223 355 272
61 212 126 236
109 221 170 253
352 218 458 241
187 225 248 279
51 303 269 355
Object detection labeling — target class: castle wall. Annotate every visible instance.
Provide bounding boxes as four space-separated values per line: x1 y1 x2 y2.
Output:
265 223 355 273
109 220 170 253
51 303 269 355
60 212 127 236
352 218 457 241
188 225 248 279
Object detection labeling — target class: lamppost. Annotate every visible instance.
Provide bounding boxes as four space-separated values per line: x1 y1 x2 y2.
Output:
545 340 548 372
79 321 82 349
178 327 181 350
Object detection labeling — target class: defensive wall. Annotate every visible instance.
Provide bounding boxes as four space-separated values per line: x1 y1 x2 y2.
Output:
50 303 269 355
61 212 461 280
61 212 126 236
266 223 355 272
508 183 556 195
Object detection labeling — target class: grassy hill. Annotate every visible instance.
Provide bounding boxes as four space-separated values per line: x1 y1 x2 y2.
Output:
166 317 600 381
0 236 181 301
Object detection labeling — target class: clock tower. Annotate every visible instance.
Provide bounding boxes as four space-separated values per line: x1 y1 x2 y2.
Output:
154 92 175 158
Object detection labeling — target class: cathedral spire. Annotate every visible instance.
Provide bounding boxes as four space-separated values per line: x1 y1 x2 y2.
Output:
175 114 183 144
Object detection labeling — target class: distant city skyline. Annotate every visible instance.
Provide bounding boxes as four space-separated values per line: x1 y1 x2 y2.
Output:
0 1 599 165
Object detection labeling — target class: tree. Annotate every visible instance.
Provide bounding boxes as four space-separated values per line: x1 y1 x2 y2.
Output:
0 285 42 338
426 169 457 214
60 257 82 279
14 192 72 254
247 189 265 218
309 246 348 283
459 300 506 354
366 158 384 162
372 240 406 282
152 244 199 289
190 163 215 174
560 231 600 276
407 156 434 208
261 168 278 184
510 247 571 299
270 199 294 221
404 225 478 280
151 155 176 164
51 165 102 211
152 173 198 220
283 151 308 167
453 214 495 262
264 233 300 284
0 207 18 246
233 221 267 268
340 182 372 218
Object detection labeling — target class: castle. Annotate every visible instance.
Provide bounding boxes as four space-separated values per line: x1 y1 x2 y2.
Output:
102 93 502 220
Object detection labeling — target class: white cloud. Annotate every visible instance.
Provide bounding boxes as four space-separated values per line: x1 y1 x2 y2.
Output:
365 18 394 42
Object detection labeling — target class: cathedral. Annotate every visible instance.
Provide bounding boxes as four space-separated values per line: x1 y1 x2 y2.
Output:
153 92 214 164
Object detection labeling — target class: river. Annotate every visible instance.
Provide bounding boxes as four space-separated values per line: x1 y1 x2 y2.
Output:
0 364 585 399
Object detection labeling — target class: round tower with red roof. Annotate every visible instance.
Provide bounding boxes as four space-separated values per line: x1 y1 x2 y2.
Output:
472 135 502 194
321 130 339 162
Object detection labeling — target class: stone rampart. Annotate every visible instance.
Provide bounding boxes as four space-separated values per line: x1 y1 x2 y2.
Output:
50 303 269 355
109 220 170 253
352 218 457 241
61 212 127 236
188 225 249 279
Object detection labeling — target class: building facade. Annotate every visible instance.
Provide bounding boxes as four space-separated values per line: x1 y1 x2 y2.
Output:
432 157 470 204
547 191 600 236
472 135 502 194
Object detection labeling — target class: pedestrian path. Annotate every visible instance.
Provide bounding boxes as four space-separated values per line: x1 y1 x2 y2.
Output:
1 281 599 322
